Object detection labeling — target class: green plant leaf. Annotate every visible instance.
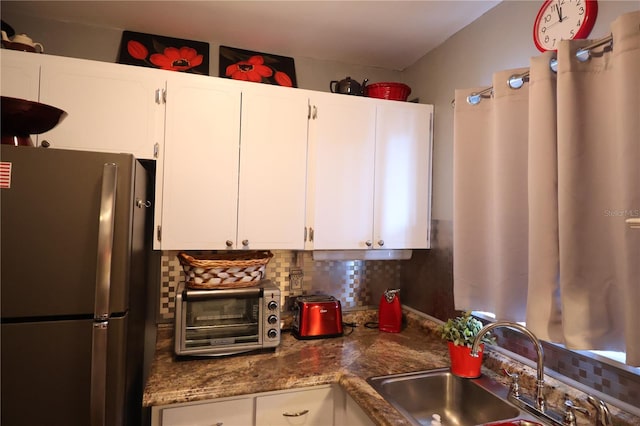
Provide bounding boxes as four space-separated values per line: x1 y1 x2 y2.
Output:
438 311 496 348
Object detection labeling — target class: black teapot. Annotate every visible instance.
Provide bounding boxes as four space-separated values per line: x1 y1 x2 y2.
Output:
330 77 368 96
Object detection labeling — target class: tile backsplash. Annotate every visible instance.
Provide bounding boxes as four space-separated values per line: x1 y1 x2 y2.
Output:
159 249 404 321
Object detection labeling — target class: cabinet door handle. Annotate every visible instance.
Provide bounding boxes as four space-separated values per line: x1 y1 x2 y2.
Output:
365 240 372 247
225 240 233 248
242 239 249 246
282 409 309 417
378 239 385 247
135 198 151 208
312 105 318 119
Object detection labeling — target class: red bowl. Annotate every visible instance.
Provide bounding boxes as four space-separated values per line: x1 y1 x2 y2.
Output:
1 96 67 137
366 82 412 101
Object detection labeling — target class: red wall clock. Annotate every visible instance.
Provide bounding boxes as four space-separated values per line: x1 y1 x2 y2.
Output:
533 0 598 52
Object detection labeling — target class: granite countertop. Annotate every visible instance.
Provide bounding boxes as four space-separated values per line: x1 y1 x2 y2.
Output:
143 309 639 426
143 310 453 425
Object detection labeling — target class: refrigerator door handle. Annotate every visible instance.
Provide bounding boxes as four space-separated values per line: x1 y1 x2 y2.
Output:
94 162 117 319
91 163 118 426
90 321 109 426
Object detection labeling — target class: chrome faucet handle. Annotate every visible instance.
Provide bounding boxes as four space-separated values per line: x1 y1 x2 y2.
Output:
563 395 589 426
502 368 521 398
586 395 613 426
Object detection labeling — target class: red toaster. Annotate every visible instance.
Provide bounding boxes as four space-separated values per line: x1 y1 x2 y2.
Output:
292 295 343 339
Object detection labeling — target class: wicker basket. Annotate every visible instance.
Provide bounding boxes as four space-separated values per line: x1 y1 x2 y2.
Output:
366 82 412 101
178 251 273 289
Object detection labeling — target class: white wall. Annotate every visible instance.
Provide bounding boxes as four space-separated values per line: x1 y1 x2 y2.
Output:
403 0 639 221
0 9 402 92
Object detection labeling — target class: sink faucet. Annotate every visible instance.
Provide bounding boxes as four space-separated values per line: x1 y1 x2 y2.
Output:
470 321 547 412
587 395 613 426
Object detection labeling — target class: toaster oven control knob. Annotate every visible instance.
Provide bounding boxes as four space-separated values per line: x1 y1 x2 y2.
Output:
268 314 278 324
268 328 278 339
268 301 278 311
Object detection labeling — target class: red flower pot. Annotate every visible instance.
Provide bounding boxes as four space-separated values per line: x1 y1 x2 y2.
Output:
448 342 484 378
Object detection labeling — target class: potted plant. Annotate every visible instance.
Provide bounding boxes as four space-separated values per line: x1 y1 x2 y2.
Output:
438 311 496 378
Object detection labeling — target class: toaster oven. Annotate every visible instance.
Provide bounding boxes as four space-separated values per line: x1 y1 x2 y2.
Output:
174 280 281 356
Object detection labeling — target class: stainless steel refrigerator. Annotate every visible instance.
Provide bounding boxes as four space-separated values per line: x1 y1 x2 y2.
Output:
1 145 156 426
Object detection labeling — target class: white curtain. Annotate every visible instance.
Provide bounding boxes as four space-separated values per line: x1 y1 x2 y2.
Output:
453 11 640 366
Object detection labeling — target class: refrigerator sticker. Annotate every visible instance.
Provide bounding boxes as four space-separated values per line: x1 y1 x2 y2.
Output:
0 162 12 189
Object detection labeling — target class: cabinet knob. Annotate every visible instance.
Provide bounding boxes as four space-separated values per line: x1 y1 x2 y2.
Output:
365 240 372 247
242 239 249 246
225 240 233 248
41 140 51 148
378 239 385 247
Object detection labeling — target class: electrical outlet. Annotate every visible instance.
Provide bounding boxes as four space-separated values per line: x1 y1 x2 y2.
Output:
289 267 303 291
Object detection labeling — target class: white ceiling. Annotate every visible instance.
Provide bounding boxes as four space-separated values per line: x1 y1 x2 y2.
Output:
2 1 501 70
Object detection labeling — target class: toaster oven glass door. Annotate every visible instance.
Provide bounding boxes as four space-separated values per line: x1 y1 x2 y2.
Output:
184 294 261 350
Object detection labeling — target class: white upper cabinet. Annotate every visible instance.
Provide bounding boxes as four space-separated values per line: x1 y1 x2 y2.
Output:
307 92 377 250
1 51 433 252
374 101 433 249
157 76 309 251
157 72 241 250
37 56 165 159
0 50 40 101
237 83 309 250
0 50 164 159
307 93 433 250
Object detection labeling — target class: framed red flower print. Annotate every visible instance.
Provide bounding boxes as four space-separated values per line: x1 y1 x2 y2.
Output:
219 45 297 88
117 31 209 75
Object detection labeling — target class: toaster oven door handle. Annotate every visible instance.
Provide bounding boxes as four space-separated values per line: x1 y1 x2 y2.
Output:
184 286 262 301
282 409 309 417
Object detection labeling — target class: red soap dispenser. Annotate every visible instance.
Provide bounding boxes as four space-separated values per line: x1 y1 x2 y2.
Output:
378 289 402 333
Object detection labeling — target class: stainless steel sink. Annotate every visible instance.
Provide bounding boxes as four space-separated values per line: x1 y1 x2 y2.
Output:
367 368 533 426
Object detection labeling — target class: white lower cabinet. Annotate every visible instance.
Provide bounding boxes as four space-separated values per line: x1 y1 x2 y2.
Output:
343 394 375 426
151 384 375 426
255 386 334 426
159 396 254 426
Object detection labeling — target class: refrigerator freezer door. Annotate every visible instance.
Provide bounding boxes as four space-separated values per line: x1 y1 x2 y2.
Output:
0 316 128 426
0 146 136 317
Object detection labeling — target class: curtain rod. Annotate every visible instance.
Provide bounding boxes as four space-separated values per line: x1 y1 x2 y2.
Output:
454 33 613 107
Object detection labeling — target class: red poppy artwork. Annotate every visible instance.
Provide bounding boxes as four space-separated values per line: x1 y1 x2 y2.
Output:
117 31 209 75
219 46 297 88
